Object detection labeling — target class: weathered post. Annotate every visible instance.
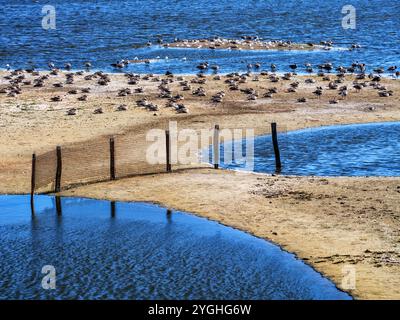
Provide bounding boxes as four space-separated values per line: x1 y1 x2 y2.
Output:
213 124 220 169
271 122 282 173
165 130 171 172
30 153 36 215
55 146 62 193
109 137 116 180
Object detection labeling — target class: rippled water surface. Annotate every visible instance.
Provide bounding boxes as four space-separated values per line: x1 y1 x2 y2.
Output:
0 0 399 73
222 122 400 176
0 195 351 300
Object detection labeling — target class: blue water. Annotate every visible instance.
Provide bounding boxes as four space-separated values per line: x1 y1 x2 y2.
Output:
0 195 351 300
0 0 399 74
222 122 400 176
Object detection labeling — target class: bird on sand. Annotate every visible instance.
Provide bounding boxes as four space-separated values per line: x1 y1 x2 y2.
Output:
313 87 323 98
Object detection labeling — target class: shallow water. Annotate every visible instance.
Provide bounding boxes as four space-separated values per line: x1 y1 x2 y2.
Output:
0 195 351 300
0 0 399 73
222 122 400 176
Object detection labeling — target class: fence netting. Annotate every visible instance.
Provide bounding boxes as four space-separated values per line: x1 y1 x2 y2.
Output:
114 132 166 178
33 127 213 193
62 136 110 188
33 123 285 193
35 149 57 193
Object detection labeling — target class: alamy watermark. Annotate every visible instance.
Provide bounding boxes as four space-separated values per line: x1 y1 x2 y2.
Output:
146 121 255 171
342 5 356 29
42 5 56 30
341 265 356 290
41 265 56 290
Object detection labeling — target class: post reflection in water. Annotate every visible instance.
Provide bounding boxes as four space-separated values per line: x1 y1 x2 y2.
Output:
111 201 116 218
55 197 62 216
166 208 172 222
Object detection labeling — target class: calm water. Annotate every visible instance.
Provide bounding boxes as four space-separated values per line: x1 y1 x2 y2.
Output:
0 195 351 300
0 0 399 73
222 122 400 176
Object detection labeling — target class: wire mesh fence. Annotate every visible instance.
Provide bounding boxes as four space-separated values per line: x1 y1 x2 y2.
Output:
114 132 167 178
35 149 57 192
31 123 283 195
61 136 110 188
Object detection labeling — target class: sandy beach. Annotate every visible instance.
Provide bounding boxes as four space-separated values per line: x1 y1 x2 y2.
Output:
1 69 399 299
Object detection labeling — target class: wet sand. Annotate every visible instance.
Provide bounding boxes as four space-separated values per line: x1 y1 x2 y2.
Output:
1 70 399 299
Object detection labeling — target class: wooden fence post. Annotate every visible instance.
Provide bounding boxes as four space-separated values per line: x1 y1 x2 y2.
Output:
110 137 116 180
165 130 171 172
213 125 220 169
271 123 282 173
55 146 62 193
30 153 36 214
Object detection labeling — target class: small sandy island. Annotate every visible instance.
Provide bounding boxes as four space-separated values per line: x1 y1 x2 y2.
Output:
0 69 399 299
165 37 344 51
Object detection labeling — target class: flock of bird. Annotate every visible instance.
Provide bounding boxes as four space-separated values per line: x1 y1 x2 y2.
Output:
165 36 363 52
0 60 398 116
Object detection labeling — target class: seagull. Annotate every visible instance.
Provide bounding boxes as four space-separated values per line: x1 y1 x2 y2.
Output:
211 65 219 72
313 87 323 99
196 62 209 70
116 104 128 111
320 63 333 72
305 63 313 73
358 63 366 73
67 108 77 116
353 83 363 92
93 107 103 114
373 67 385 74
339 87 348 99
